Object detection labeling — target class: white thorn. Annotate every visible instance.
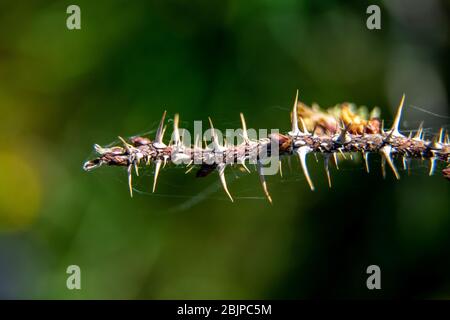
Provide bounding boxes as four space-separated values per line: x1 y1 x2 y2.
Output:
333 152 339 170
324 154 332 188
380 145 400 180
118 136 133 150
402 156 408 171
152 159 162 193
279 160 283 177
428 157 437 176
363 151 370 173
134 162 139 176
217 164 233 202
241 162 251 173
208 117 223 151
388 94 405 137
413 122 424 141
335 120 351 145
185 165 195 174
338 147 347 159
296 146 315 191
257 161 273 204
289 89 301 136
127 164 133 198
94 144 107 155
240 113 249 142
155 111 167 144
299 117 310 135
438 128 444 144
173 113 180 145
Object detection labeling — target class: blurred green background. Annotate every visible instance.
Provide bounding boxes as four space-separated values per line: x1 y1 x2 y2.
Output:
0 0 449 299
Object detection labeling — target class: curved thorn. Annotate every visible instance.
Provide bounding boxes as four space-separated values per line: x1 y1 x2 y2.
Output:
363 151 370 173
381 145 400 180
208 117 222 150
134 162 139 176
241 162 251 173
155 111 167 144
240 113 249 142
429 157 437 176
217 164 233 202
438 127 444 144
208 116 215 131
257 161 272 204
324 154 332 188
118 136 132 150
296 146 315 191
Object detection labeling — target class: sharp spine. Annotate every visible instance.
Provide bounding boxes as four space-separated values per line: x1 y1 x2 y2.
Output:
155 111 167 145
127 164 133 197
388 94 406 137
324 154 332 188
240 113 249 142
296 146 315 191
333 152 339 170
289 90 301 136
173 113 180 146
152 159 162 193
363 151 370 173
257 161 273 204
217 163 234 202
380 145 400 180
429 156 437 176
413 122 424 141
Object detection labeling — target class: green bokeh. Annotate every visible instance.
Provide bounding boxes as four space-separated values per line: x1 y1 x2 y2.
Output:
0 0 448 299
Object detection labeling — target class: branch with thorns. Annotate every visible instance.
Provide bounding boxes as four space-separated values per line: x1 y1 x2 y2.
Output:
83 91 450 203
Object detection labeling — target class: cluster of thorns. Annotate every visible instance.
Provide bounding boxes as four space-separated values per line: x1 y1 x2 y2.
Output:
83 91 450 203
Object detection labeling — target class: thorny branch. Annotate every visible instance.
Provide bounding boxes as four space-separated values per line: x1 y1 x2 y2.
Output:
83 92 450 203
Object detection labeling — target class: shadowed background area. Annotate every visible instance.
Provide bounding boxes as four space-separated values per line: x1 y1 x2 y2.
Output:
0 0 449 299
